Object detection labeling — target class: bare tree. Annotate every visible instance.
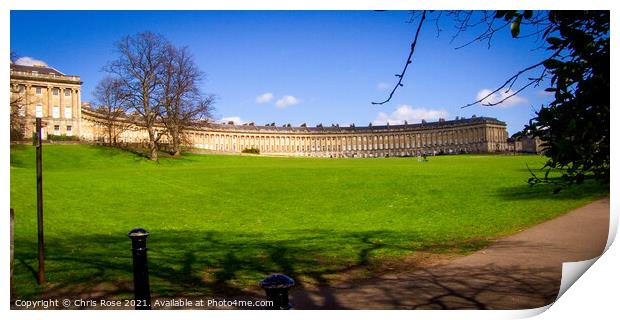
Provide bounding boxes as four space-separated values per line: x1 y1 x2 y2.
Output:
159 45 215 156
105 32 169 161
93 76 132 145
10 51 27 141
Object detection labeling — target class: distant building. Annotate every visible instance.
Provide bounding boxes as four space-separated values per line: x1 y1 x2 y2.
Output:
10 63 82 139
83 107 510 157
507 134 543 154
519 135 543 154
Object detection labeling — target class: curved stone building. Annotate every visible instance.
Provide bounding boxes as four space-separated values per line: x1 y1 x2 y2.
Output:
11 62 509 157
81 107 509 158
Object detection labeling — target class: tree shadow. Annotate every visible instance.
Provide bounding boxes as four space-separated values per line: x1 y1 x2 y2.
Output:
11 229 481 306
11 227 596 310
10 145 30 168
319 264 559 310
494 180 608 201
291 237 598 310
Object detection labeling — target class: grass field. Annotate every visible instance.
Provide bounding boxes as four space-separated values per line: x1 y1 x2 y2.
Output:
10 144 609 299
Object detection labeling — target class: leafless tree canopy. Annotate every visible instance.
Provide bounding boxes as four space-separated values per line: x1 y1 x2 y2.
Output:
445 11 555 108
104 32 215 160
93 76 132 145
159 45 215 156
10 51 27 140
105 32 169 160
373 11 554 108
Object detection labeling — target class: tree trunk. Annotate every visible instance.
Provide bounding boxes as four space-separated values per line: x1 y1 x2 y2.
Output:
108 127 113 146
170 127 181 157
147 127 158 161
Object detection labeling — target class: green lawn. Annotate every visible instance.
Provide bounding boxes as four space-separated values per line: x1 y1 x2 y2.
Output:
10 144 608 299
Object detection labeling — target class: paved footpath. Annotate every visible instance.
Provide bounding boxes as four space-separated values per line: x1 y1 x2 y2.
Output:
290 197 610 309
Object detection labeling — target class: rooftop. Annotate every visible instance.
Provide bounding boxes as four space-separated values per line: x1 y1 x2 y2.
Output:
10 63 66 76
205 116 506 133
10 63 82 84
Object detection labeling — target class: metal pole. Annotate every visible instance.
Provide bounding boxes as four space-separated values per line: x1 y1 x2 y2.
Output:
128 228 151 310
10 208 15 295
35 118 45 285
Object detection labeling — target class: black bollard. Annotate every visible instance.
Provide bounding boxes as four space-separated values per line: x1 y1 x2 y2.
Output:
128 228 151 310
260 274 295 310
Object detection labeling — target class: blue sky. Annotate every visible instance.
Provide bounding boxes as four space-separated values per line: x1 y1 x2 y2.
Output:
10 11 555 134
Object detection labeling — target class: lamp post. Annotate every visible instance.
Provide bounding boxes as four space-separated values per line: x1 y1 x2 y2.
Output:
35 117 45 284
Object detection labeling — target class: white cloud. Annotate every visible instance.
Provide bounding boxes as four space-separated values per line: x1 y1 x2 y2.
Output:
275 95 301 108
373 105 449 125
475 88 528 107
219 116 244 125
14 56 48 67
536 90 554 97
255 92 274 104
376 82 391 91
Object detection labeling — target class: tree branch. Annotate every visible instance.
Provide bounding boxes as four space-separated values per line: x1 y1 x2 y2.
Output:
372 10 426 105
461 47 562 108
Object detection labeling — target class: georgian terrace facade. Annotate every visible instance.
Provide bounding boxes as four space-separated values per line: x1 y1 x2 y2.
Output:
10 63 83 138
81 107 509 158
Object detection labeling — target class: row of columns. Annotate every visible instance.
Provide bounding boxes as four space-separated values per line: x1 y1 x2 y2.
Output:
18 84 81 136
80 110 509 156
187 126 508 155
21 85 80 120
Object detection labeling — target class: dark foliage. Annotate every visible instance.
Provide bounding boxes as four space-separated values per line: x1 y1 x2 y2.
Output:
46 134 80 142
242 148 260 154
516 11 610 187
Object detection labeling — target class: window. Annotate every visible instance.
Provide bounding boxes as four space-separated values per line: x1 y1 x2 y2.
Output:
35 105 43 118
52 88 59 96
35 87 42 95
18 85 25 93
64 106 72 119
54 125 60 134
52 106 60 119
64 89 71 97
66 125 73 136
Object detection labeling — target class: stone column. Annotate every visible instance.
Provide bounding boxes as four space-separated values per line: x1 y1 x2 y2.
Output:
47 86 52 118
76 89 81 135
59 87 64 123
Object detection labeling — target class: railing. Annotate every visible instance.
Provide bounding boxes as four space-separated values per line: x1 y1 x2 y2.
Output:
10 70 81 83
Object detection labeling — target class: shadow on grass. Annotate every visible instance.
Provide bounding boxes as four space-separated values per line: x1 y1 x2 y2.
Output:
10 144 31 168
84 144 201 165
12 230 572 310
11 229 489 303
494 180 609 201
